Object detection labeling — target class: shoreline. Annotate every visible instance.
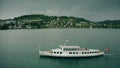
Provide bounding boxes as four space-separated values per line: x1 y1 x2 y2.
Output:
0 28 120 30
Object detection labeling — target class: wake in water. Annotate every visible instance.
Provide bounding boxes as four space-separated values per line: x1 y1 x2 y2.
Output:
104 53 120 56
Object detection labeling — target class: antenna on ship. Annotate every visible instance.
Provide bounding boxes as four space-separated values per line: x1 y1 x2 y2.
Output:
64 40 69 46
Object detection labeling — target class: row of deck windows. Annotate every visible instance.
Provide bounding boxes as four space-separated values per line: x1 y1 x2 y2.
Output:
69 52 78 54
54 52 62 54
69 51 99 54
83 51 99 54
63 48 80 51
53 51 99 54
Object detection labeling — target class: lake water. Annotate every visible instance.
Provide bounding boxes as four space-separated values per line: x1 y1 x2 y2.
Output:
0 29 120 68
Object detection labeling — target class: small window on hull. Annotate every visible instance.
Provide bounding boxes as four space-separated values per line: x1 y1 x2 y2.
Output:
76 52 78 54
60 52 62 54
73 52 75 54
69 52 72 54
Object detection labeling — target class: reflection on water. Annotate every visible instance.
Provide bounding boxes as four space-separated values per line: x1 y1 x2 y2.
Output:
39 56 104 67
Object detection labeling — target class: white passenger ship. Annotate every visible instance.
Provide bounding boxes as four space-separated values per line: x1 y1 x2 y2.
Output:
39 40 104 57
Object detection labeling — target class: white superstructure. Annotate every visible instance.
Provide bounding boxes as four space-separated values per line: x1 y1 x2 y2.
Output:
39 40 104 57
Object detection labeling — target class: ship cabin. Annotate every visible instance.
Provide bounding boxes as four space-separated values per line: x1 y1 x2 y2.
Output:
59 45 81 51
50 45 101 55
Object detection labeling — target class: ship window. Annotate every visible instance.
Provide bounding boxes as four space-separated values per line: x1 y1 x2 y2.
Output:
90 52 91 54
92 52 94 53
82 52 84 54
85 52 86 54
57 52 59 54
63 48 66 51
73 52 75 54
73 48 75 51
76 52 78 54
87 52 89 54
64 48 70 51
54 52 56 54
69 52 72 54
63 48 80 51
70 48 72 51
72 48 74 51
68 48 70 51
65 48 67 50
77 48 80 50
60 52 62 54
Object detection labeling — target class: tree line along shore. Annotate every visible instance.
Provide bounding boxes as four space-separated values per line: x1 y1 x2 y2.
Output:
0 14 120 30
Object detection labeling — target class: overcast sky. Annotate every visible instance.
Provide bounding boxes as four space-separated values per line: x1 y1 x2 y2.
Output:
0 0 120 21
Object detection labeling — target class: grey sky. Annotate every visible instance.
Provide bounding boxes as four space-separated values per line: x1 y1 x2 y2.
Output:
0 0 120 21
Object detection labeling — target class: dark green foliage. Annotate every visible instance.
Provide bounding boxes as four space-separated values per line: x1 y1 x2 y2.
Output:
97 20 120 28
0 14 120 29
0 24 9 30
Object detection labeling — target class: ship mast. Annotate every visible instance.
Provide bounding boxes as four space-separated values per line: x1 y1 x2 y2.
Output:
64 40 69 46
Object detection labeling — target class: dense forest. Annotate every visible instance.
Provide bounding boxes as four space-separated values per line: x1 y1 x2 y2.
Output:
0 14 120 29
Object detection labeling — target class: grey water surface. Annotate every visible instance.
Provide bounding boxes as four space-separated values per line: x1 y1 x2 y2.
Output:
0 29 120 68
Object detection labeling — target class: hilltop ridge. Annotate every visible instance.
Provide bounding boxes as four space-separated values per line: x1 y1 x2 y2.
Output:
0 14 120 29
